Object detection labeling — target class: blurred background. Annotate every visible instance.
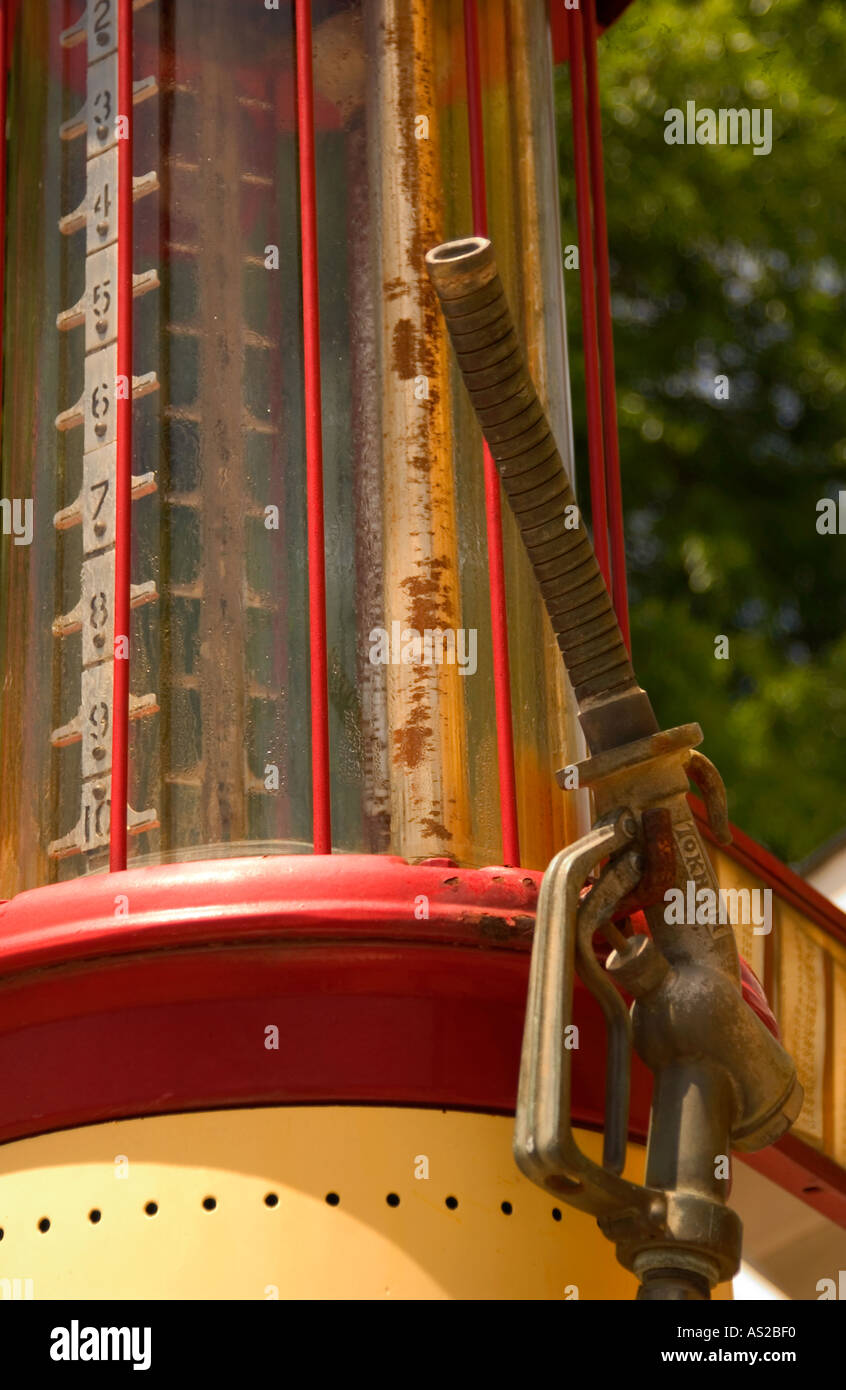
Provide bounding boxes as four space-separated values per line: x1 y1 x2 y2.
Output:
558 0 846 870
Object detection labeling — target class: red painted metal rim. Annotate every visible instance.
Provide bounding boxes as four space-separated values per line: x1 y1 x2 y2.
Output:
0 855 540 975
0 939 549 1142
0 856 650 1148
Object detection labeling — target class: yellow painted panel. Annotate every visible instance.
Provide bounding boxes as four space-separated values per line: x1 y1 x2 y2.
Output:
779 918 827 1146
709 843 846 1167
834 964 846 1167
0 1106 731 1301
710 846 768 980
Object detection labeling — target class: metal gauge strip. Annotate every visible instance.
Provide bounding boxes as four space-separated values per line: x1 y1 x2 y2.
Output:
50 0 160 861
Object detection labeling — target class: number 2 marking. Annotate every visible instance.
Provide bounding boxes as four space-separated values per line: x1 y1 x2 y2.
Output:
94 1 111 49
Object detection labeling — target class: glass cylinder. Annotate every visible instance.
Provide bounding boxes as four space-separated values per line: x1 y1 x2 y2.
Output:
0 0 586 898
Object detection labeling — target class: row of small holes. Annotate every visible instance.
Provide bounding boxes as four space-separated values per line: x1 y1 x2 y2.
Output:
2 1198 565 1234
1 1187 828 1231
316 1194 562 1218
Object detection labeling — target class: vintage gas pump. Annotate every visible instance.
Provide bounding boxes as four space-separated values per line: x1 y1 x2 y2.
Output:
0 0 814 1301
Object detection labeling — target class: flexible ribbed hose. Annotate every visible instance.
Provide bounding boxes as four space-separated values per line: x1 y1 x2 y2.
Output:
425 236 637 708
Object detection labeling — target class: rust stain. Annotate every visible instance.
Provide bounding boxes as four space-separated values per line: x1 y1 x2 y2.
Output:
478 914 511 943
383 276 407 302
391 318 418 380
399 556 454 630
420 815 452 840
474 913 535 944
392 702 432 770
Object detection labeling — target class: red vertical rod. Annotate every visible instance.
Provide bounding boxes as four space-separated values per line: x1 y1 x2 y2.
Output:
566 6 610 590
583 1 630 651
295 0 332 854
0 1 6 458
110 0 133 871
463 0 520 867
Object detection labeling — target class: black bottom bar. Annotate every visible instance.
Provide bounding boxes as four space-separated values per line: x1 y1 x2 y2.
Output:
0 1297 837 1378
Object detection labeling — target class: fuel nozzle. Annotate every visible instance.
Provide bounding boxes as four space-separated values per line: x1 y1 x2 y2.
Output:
427 235 804 1299
512 742 803 1300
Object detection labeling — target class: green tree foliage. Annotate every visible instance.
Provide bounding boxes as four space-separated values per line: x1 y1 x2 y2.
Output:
556 0 846 862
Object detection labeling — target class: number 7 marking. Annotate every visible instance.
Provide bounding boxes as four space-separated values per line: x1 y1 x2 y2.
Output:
90 478 109 520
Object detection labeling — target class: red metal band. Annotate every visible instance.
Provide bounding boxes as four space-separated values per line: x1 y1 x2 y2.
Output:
742 1135 846 1231
583 1 630 650
463 0 520 867
0 857 643 1146
110 0 134 871
567 6 611 589
295 0 332 854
